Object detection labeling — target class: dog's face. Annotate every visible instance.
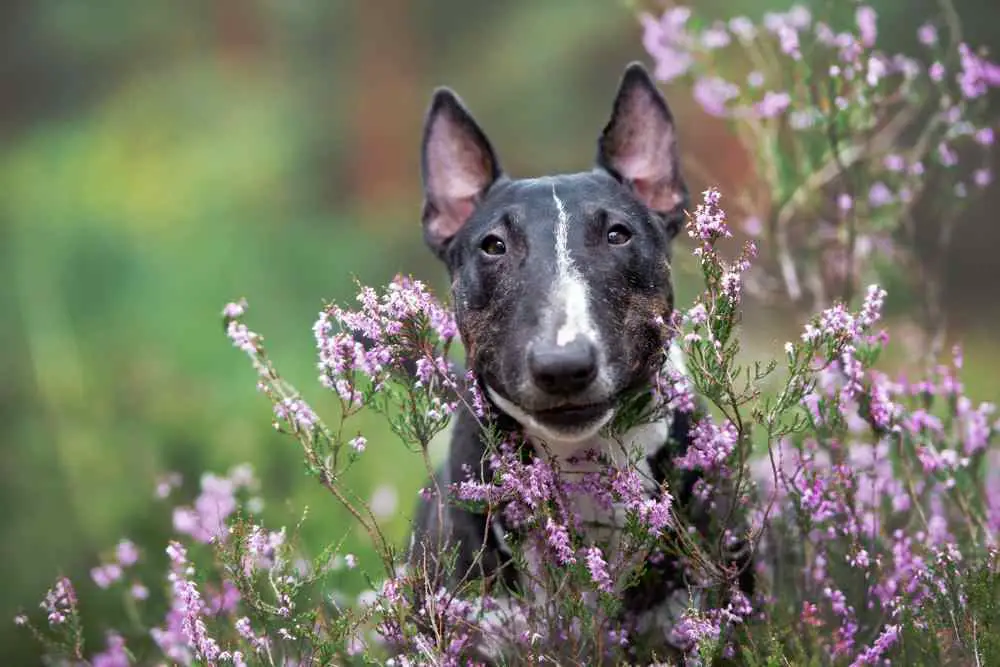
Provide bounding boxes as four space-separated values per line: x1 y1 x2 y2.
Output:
420 63 688 445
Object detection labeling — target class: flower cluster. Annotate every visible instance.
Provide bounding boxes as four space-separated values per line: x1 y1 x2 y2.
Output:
314 276 458 411
640 3 999 336
172 465 261 544
40 577 76 626
90 539 140 590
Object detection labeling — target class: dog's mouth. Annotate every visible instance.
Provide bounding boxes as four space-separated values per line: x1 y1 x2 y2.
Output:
529 400 616 430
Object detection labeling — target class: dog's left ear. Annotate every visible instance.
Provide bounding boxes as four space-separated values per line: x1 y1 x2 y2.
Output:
596 62 688 238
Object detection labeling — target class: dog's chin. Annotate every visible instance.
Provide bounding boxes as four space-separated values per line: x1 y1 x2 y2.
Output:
485 387 616 448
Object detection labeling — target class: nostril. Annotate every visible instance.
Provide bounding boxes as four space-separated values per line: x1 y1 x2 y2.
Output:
528 339 599 395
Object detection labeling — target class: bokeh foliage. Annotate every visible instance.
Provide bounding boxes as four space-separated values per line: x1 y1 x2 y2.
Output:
0 0 997 663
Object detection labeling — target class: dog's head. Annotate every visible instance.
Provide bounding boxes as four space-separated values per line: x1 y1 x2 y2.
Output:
420 62 688 446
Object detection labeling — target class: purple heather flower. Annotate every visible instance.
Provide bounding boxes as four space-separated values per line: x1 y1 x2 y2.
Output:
91 564 123 590
92 632 129 667
893 55 922 80
222 299 246 319
778 24 801 60
273 397 318 432
859 284 888 329
850 624 900 666
918 23 938 46
975 127 995 146
40 577 76 626
728 16 756 42
868 182 894 208
883 154 905 172
937 143 958 167
640 10 694 82
545 518 576 565
838 193 854 212
584 546 614 592
637 496 673 535
131 583 149 600
839 37 863 66
206 579 241 616
974 169 993 188
763 12 784 33
866 56 886 86
349 435 367 453
155 472 182 499
815 21 836 45
689 187 732 241
755 91 791 118
226 321 259 356
242 525 285 575
721 271 742 304
958 43 1000 99
676 418 738 471
172 473 238 544
116 539 139 567
701 25 731 50
693 77 740 117
160 542 221 663
673 611 721 648
235 616 270 654
742 216 763 236
855 6 878 47
747 70 765 88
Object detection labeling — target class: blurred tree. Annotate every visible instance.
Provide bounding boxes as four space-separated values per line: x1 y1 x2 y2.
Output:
352 0 423 221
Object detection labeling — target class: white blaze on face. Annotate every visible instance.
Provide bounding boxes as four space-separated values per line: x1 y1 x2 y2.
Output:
551 185 597 347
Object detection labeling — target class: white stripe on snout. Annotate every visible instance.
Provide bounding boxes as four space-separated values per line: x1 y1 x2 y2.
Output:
551 185 598 347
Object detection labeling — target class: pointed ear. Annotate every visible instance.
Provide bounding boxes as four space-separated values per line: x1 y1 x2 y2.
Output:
420 88 502 256
596 62 688 236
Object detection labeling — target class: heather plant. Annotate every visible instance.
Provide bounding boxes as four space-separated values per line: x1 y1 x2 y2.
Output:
14 186 1000 666
13 3 1000 667
638 0 999 359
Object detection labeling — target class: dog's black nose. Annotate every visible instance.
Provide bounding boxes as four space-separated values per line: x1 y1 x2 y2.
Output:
528 339 599 395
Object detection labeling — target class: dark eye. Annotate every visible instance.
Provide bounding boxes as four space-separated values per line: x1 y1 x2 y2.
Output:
480 234 507 256
607 224 633 246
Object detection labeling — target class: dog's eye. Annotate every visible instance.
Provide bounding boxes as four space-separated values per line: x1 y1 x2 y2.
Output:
606 224 633 246
480 234 507 256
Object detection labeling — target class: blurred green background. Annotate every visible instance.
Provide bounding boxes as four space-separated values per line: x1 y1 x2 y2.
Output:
1 1 997 663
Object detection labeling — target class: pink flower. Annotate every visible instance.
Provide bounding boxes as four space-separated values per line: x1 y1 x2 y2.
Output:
92 632 129 667
755 91 791 118
855 6 878 47
778 24 801 60
116 540 139 567
640 10 694 82
584 546 614 592
693 77 740 116
545 518 576 565
91 564 123 590
918 23 938 46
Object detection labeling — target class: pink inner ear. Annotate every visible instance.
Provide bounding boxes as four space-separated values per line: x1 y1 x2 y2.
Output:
610 89 682 211
424 115 495 243
426 120 493 202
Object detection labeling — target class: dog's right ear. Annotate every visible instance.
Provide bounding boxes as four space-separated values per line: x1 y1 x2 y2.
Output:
420 88 502 257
